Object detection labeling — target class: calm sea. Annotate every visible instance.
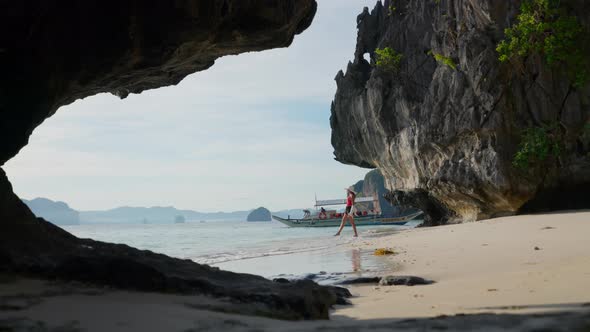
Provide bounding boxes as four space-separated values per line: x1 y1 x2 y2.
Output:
63 220 420 284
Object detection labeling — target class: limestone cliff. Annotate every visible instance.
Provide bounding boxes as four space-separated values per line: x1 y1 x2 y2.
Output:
331 0 590 225
351 169 406 216
0 1 353 320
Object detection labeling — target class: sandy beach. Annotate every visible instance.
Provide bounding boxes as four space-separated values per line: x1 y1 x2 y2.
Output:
1 211 589 331
334 210 590 319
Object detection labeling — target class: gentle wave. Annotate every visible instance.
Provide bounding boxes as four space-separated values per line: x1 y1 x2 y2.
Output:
192 236 353 265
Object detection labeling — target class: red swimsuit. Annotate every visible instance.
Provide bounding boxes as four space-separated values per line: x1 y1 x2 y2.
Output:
346 196 353 207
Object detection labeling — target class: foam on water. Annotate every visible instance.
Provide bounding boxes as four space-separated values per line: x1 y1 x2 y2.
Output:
64 219 421 284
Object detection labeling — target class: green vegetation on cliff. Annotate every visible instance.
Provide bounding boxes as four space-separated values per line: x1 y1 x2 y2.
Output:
513 124 562 170
497 0 589 88
429 51 457 70
375 47 403 72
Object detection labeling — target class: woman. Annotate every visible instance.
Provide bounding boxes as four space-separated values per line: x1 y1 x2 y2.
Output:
334 188 358 237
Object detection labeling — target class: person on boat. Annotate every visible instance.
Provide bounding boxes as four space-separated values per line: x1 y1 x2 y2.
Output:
334 188 358 237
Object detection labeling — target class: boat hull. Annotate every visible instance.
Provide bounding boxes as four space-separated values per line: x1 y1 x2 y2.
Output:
272 211 423 228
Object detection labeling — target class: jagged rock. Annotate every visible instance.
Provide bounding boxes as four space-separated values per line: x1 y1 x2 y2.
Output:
247 207 271 222
379 275 433 286
330 0 590 224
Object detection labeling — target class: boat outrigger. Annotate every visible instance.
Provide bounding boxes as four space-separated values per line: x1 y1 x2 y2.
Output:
272 193 423 228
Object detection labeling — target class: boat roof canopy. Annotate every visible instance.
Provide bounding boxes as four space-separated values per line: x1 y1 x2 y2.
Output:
315 196 374 207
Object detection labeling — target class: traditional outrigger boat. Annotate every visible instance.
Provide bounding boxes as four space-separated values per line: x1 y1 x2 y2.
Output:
272 194 423 228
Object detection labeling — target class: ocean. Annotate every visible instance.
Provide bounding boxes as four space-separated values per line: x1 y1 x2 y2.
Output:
63 220 421 284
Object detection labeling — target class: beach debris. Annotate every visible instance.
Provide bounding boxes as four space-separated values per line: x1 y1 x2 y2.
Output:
379 276 433 286
374 248 395 256
534 246 541 251
487 288 498 292
541 227 555 230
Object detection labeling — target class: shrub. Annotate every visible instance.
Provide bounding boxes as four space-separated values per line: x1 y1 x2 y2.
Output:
513 124 562 170
497 0 588 88
375 47 403 73
432 52 457 70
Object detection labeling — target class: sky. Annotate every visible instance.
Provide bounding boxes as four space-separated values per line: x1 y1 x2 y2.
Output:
4 0 377 212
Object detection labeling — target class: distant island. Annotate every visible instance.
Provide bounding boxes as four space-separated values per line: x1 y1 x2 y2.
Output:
79 206 252 224
247 207 271 222
21 197 300 225
22 198 80 226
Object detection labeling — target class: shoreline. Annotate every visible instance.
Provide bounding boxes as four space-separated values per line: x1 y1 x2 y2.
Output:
333 210 590 319
1 211 589 331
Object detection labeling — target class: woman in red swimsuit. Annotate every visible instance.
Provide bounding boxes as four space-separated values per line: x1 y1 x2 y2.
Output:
334 188 358 237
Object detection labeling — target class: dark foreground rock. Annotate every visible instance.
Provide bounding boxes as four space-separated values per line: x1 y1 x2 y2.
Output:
336 275 432 286
330 0 590 224
337 277 381 285
379 276 432 286
0 173 348 320
0 1 360 321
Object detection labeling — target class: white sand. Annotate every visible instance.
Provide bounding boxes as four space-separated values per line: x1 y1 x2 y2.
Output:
333 210 590 319
1 211 589 331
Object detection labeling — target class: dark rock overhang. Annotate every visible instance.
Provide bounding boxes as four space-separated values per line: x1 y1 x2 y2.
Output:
0 0 317 165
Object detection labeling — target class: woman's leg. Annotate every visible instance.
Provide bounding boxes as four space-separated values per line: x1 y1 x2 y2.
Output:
334 214 347 236
349 215 358 237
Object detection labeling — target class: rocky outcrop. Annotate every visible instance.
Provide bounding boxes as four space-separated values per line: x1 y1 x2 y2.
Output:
351 170 391 216
247 207 271 222
331 0 590 224
22 198 80 226
352 169 418 217
0 1 349 320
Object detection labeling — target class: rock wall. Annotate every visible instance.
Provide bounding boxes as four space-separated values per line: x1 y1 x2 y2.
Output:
331 0 590 224
351 169 406 216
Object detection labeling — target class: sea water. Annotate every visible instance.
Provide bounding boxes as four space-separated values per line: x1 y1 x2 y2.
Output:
63 220 421 284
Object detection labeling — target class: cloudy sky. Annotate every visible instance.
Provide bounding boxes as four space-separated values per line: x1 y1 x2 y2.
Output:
5 0 376 212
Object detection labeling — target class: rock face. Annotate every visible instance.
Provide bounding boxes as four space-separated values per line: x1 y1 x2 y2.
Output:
247 207 272 222
331 0 590 225
352 169 416 216
22 198 80 226
0 0 349 320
